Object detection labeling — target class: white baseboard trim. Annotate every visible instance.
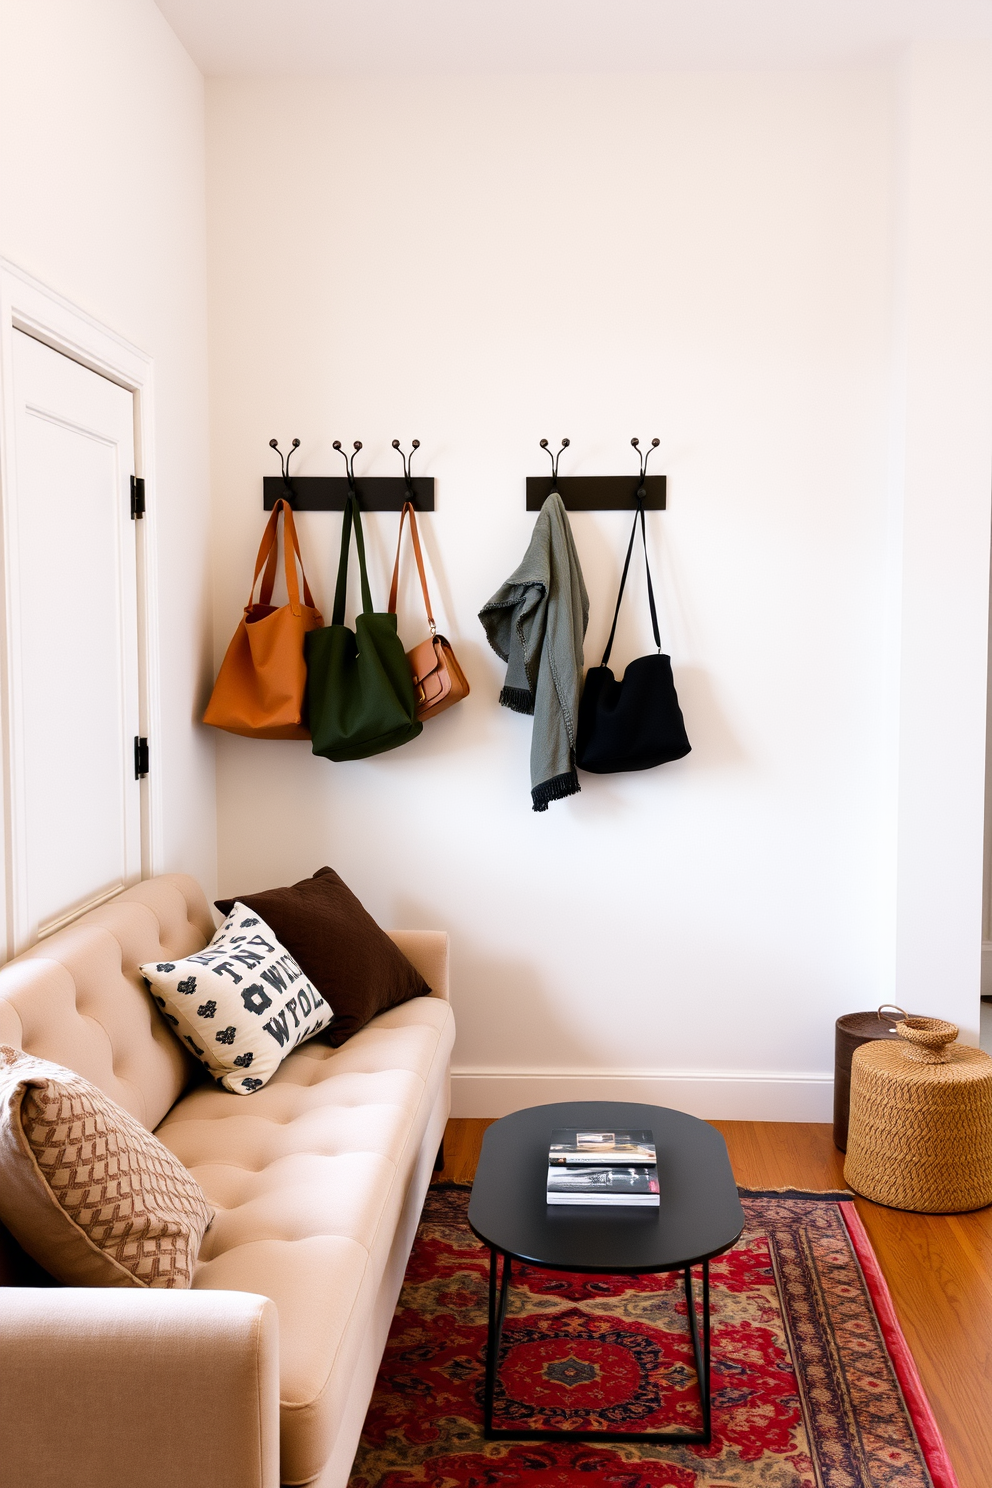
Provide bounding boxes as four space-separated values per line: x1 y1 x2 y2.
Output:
450 1068 834 1122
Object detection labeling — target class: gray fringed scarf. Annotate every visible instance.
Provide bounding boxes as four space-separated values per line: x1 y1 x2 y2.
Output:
479 493 589 811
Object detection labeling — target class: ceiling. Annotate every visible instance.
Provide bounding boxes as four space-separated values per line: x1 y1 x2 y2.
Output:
155 0 992 78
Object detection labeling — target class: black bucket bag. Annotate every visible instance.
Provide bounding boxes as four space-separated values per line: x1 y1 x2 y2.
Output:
575 494 690 774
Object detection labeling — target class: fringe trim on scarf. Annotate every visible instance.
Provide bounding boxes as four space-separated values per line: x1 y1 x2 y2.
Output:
499 685 534 715
532 770 580 813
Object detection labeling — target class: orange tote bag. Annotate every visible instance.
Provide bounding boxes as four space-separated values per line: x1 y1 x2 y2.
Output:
204 499 323 739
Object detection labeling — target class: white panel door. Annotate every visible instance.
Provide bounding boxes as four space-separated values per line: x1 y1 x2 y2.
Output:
7 328 141 948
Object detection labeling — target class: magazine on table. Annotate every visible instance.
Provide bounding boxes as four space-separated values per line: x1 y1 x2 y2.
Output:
548 1128 656 1166
545 1164 660 1207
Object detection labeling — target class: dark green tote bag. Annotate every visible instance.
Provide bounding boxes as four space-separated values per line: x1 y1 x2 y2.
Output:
305 496 423 761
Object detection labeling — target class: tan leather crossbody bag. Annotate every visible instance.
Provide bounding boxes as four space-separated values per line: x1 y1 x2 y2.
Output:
389 502 470 720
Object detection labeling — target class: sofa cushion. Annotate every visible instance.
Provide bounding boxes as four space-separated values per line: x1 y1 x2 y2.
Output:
140 904 328 1095
0 876 214 1131
215 867 430 1047
155 994 455 1485
0 1045 213 1288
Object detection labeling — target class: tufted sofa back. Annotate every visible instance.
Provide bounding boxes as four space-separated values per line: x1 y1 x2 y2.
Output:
0 875 215 1131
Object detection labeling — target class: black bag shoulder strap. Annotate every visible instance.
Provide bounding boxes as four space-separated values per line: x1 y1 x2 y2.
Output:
332 493 374 625
601 495 661 667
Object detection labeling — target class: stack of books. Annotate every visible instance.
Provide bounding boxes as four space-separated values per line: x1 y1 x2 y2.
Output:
546 1128 659 1207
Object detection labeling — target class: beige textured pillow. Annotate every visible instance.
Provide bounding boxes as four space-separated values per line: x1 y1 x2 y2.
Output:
0 1045 213 1288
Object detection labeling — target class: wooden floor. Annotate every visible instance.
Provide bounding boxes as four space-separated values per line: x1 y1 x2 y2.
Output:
435 1118 992 1488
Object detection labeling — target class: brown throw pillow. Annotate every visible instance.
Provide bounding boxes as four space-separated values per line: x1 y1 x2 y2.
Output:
0 1045 213 1288
215 866 430 1046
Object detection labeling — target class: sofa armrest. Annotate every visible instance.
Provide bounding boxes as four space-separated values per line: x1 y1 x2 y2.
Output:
0 1288 280 1488
388 930 449 1000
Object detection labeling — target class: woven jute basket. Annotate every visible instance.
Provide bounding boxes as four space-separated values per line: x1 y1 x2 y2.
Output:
844 1013 992 1213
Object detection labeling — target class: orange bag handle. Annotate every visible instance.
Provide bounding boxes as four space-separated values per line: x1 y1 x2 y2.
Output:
248 499 315 618
388 502 435 635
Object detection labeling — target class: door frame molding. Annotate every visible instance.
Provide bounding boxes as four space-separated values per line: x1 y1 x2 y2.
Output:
0 257 163 957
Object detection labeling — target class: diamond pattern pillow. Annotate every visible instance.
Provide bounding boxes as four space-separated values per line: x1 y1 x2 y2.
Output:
0 1045 213 1288
140 903 327 1094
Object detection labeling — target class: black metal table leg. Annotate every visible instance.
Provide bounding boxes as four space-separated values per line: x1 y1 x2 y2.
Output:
484 1248 512 1437
483 1258 713 1444
484 1247 497 1431
702 1259 712 1438
683 1260 713 1445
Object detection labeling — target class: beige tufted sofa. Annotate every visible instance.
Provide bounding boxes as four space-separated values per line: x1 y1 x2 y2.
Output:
0 874 454 1488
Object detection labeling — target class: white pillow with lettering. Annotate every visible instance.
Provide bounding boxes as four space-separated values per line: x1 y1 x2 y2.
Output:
140 903 328 1094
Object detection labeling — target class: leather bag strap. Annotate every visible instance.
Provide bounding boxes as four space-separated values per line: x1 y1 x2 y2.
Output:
280 503 317 611
251 499 316 617
600 494 662 667
388 502 436 633
249 504 281 608
332 494 374 625
258 536 280 606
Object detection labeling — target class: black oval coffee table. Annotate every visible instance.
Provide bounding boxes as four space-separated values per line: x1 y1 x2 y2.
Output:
467 1100 744 1444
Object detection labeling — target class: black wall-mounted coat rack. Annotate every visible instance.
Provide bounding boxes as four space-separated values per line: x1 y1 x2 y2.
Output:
263 439 435 511
526 437 666 511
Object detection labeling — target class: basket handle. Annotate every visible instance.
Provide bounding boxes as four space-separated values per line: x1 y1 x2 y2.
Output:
876 1004 907 1032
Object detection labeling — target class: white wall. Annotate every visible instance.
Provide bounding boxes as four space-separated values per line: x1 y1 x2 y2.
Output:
889 47 992 1038
206 53 992 1118
0 0 216 891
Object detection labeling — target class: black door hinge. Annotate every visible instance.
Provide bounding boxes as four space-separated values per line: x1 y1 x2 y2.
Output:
130 475 145 519
134 736 149 780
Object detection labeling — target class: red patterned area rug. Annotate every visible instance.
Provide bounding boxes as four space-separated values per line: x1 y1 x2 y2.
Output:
349 1185 958 1488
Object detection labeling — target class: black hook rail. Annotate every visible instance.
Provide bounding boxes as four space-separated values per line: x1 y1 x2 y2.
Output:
263 438 435 511
526 436 666 511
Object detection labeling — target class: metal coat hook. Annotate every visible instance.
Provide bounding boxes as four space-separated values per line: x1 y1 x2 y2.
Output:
269 437 300 503
392 439 421 498
332 440 363 494
631 437 660 499
540 438 570 491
